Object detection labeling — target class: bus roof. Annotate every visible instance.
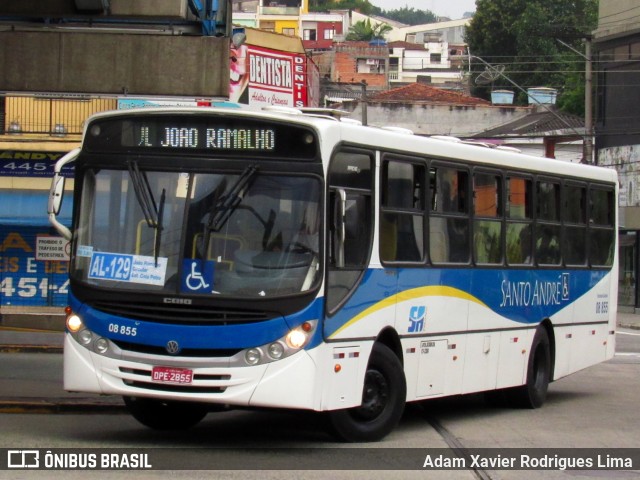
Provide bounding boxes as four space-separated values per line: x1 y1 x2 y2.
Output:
82 106 617 185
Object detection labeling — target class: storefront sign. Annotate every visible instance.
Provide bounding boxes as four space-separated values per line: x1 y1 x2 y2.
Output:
0 151 74 177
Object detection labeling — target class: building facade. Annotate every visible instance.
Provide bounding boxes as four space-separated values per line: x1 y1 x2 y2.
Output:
593 1 640 310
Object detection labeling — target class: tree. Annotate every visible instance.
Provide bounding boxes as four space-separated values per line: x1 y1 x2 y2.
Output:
309 0 375 15
309 0 437 26
465 0 598 114
346 18 393 41
370 6 437 26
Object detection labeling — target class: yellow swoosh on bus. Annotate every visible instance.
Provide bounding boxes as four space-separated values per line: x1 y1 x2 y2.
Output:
329 285 488 338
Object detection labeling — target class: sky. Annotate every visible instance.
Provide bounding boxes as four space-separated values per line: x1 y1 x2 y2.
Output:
368 0 476 19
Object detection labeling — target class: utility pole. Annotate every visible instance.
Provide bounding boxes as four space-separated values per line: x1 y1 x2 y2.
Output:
361 80 368 126
584 36 594 164
556 37 594 164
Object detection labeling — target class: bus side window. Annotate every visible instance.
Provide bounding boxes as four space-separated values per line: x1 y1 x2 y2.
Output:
380 159 425 263
564 183 587 266
473 171 503 265
535 180 561 265
589 187 615 267
506 176 533 265
430 166 470 264
326 150 373 313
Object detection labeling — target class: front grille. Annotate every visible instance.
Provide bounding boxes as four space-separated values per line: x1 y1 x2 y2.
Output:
112 340 242 358
123 380 227 394
89 300 272 325
120 367 230 382
119 368 230 394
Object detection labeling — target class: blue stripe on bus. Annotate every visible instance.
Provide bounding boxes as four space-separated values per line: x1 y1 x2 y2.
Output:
68 266 609 349
324 267 610 338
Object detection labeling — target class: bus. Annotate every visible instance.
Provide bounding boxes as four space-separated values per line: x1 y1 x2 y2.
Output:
48 107 618 442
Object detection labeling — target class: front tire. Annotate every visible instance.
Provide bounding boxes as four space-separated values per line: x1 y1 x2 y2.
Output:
328 343 406 442
508 327 551 408
123 396 208 430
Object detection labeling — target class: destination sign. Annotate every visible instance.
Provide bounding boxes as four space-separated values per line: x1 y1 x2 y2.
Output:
138 126 276 151
83 114 318 160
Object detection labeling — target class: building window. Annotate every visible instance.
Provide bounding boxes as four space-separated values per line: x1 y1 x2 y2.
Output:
303 29 317 41
282 28 296 36
430 53 442 64
357 58 384 74
324 29 335 40
261 21 275 32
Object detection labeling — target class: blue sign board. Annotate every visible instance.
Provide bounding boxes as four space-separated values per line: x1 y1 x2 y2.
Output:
0 226 69 307
0 151 75 177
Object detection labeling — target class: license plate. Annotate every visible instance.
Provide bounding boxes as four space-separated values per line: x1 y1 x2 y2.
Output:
151 366 193 385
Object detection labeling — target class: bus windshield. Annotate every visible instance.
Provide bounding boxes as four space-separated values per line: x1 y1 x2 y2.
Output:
73 167 321 298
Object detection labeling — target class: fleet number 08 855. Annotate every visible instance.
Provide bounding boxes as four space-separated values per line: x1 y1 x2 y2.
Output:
108 323 137 337
596 301 609 314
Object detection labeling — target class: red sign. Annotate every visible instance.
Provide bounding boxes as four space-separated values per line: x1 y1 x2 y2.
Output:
230 45 318 108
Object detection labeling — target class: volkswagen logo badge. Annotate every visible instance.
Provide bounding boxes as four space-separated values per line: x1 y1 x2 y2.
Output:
166 340 181 355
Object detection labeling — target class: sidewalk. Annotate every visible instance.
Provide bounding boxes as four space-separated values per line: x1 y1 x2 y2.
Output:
617 311 640 330
0 313 639 415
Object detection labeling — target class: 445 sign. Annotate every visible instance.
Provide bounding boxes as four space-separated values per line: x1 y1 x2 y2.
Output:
0 151 74 177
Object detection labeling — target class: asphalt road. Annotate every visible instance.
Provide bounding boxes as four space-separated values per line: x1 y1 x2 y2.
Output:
0 327 638 478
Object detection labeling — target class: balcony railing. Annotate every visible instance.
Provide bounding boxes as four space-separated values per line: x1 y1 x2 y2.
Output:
259 6 301 15
2 95 116 136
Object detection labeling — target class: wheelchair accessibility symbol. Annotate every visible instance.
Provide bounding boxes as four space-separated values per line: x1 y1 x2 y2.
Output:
181 260 215 293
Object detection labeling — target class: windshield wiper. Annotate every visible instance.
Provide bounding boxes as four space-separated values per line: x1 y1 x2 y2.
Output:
128 161 165 266
200 164 259 260
208 164 259 232
153 188 166 267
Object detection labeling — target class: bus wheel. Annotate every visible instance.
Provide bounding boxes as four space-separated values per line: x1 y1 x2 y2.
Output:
508 327 551 408
328 343 406 442
123 396 208 430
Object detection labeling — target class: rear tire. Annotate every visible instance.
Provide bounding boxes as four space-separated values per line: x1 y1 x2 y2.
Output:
123 396 208 430
507 327 551 408
328 343 406 442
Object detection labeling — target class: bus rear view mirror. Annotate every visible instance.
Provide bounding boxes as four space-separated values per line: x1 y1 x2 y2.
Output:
47 148 80 241
48 172 65 215
330 188 347 268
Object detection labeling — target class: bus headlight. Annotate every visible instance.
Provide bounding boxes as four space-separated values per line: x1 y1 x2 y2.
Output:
95 338 110 355
78 329 93 346
66 314 84 333
267 342 285 360
240 320 317 366
286 321 314 349
286 330 307 349
245 348 262 365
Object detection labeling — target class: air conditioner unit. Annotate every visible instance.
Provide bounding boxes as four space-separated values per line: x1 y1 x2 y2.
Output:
366 59 379 65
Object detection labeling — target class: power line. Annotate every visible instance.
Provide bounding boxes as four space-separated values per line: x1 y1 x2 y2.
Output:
597 5 640 20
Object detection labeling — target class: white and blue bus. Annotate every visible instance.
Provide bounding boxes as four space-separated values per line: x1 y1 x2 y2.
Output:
48 107 618 441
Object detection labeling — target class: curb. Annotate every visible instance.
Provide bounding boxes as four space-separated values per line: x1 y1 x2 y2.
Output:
619 323 640 331
0 398 126 414
0 345 63 354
